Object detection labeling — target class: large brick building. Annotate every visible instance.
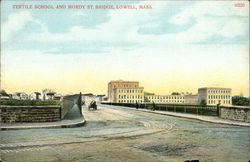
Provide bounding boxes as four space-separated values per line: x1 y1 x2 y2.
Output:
108 80 144 103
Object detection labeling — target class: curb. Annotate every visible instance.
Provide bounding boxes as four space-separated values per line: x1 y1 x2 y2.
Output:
0 120 86 131
107 105 250 127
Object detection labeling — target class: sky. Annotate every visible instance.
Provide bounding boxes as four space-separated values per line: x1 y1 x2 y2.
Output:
1 0 249 96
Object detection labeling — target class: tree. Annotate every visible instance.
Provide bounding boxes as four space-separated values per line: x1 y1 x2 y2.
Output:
144 92 155 96
0 89 9 96
42 88 54 94
171 92 180 95
200 99 207 106
42 89 55 100
232 96 250 106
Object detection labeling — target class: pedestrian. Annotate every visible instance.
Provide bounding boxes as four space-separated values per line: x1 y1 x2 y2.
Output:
136 101 139 109
152 101 156 111
217 101 221 116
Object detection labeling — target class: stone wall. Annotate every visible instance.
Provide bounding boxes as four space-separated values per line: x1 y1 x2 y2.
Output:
220 106 250 123
0 106 61 123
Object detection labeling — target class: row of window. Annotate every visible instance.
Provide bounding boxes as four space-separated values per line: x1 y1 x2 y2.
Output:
207 90 230 93
208 100 231 104
118 95 143 99
208 95 231 99
146 96 184 100
117 85 137 88
148 99 185 103
118 100 143 103
118 89 143 93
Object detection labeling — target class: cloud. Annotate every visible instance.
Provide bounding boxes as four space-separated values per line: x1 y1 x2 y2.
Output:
168 1 249 43
2 1 249 54
2 12 32 42
169 1 248 25
1 11 47 43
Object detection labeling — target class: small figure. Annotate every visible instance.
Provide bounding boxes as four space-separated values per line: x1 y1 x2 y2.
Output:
88 100 97 111
217 101 221 116
152 101 156 111
136 101 139 109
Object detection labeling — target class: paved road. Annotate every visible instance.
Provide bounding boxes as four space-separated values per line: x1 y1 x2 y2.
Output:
1 104 250 162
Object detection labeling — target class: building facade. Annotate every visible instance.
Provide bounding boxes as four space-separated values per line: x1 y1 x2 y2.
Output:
145 95 185 104
108 80 144 103
115 87 144 103
184 94 198 104
198 87 232 105
12 92 29 100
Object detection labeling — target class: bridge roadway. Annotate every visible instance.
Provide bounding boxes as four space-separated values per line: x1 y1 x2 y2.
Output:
1 104 250 162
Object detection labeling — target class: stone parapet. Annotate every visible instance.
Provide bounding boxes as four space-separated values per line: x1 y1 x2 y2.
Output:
220 106 250 123
0 105 61 122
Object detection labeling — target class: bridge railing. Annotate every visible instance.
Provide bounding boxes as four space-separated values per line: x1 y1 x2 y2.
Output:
101 102 218 116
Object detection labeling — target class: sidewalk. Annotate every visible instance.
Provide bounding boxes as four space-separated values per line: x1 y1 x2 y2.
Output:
106 105 250 127
0 105 86 130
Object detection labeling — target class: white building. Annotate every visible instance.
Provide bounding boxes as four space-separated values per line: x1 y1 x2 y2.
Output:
198 87 232 105
12 92 29 100
145 94 185 104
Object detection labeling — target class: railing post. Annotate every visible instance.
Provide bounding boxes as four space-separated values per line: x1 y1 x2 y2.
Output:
217 104 220 116
78 92 82 114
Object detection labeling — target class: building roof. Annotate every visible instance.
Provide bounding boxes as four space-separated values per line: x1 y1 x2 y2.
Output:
0 89 9 96
198 87 231 90
109 80 139 83
97 95 105 97
114 87 144 89
83 93 94 96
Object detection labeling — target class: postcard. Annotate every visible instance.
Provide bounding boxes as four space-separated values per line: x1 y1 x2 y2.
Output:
0 0 249 162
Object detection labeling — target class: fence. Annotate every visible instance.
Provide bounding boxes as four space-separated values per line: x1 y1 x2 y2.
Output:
61 93 82 119
102 102 218 116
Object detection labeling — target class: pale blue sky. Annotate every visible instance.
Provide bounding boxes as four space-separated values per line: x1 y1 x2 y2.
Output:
1 1 249 95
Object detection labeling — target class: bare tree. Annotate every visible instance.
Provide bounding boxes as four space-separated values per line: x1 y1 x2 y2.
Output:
42 89 55 100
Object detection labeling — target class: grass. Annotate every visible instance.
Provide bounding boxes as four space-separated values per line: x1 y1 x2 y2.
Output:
0 100 61 106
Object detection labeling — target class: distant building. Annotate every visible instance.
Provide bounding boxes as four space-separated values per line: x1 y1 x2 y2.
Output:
198 87 232 105
29 92 42 100
108 80 144 103
145 94 185 104
96 95 106 103
82 93 95 104
115 87 144 103
184 94 198 104
12 92 29 100
54 94 62 101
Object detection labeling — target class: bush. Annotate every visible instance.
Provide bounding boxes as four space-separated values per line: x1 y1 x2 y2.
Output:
200 99 207 106
0 100 61 106
232 96 250 106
